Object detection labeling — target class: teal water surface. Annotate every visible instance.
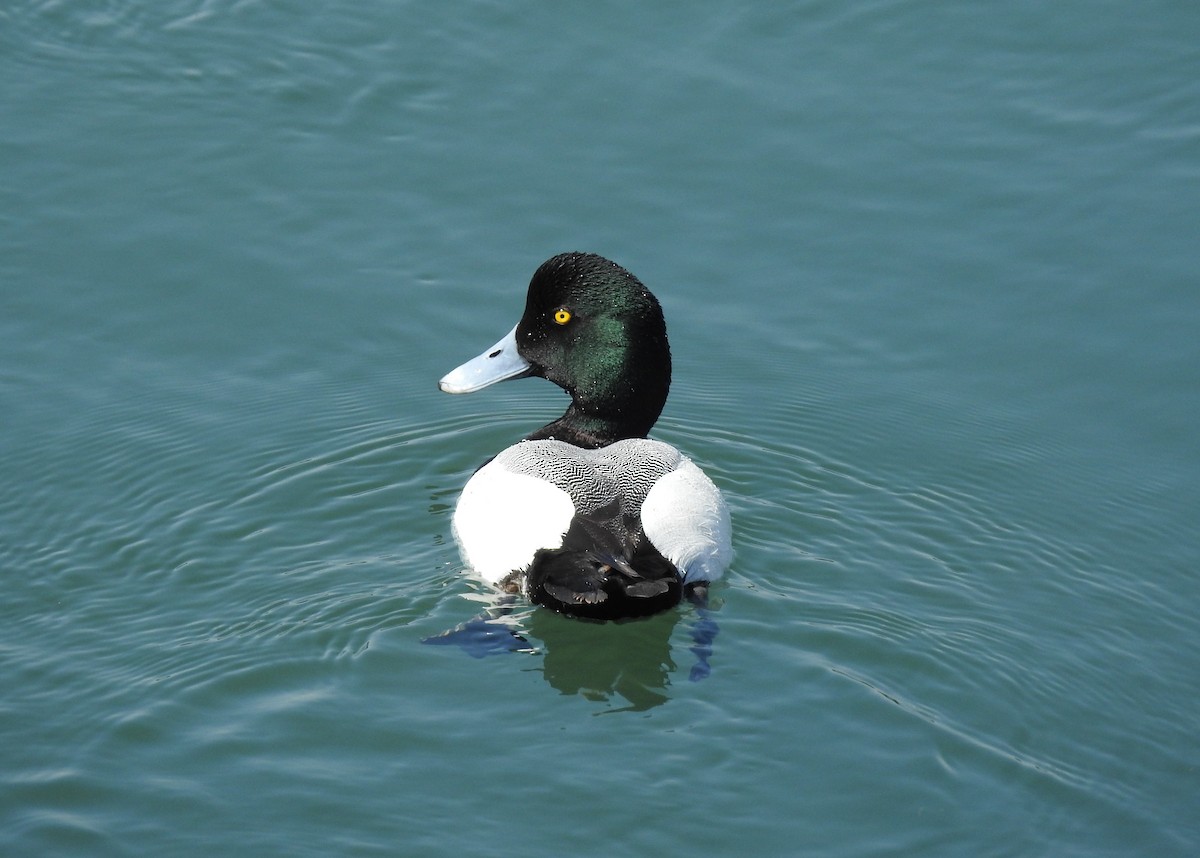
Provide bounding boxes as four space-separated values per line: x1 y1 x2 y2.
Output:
3 2 1199 856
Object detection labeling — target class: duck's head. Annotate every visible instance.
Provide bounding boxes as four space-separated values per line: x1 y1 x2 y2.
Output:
439 252 671 449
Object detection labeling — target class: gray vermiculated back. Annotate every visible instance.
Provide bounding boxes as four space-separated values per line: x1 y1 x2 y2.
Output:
491 439 682 517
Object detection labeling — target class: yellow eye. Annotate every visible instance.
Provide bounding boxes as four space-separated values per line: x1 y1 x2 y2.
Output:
553 308 572 325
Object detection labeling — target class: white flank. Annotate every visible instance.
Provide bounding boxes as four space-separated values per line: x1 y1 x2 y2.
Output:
640 457 733 584
451 462 575 583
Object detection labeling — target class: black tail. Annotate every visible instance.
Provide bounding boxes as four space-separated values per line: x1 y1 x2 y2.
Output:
526 508 682 620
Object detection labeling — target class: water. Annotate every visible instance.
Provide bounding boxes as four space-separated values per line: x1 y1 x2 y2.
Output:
3 1 1198 855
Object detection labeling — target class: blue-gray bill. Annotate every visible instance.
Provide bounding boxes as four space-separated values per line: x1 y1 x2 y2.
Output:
438 325 532 394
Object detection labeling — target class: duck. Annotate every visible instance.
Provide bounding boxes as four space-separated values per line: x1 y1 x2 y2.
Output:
439 252 731 620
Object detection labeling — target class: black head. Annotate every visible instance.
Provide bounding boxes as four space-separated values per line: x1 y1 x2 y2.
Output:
515 253 672 448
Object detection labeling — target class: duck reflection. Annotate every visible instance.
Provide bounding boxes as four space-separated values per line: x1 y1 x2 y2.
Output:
423 597 720 711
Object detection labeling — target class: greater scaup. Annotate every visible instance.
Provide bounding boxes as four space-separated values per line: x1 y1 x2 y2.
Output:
439 252 731 620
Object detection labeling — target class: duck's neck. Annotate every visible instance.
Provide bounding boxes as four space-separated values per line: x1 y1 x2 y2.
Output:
524 409 648 450
528 364 676 453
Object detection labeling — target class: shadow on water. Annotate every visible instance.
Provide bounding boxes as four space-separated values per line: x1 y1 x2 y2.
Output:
423 596 720 712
